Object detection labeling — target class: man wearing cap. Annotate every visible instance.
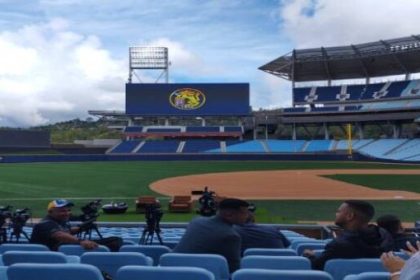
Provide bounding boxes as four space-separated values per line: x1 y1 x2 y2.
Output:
31 199 103 251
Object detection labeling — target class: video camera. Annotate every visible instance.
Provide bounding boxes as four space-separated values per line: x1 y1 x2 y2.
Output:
0 206 12 243
9 208 31 242
0 206 12 225
145 204 163 231
75 200 103 239
139 203 164 245
80 199 101 220
197 187 217 217
11 208 31 226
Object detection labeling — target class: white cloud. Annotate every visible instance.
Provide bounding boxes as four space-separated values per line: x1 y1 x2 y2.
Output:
280 0 420 48
145 38 220 77
0 19 126 127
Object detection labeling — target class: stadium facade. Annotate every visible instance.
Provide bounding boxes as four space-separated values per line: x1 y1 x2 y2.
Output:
84 38 420 163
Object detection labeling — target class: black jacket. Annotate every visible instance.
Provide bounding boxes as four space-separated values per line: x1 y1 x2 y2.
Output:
310 224 393 270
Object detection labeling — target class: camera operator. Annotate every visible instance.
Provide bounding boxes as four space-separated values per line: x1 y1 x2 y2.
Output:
30 199 122 251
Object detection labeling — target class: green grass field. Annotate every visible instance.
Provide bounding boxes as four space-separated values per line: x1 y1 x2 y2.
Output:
0 161 418 223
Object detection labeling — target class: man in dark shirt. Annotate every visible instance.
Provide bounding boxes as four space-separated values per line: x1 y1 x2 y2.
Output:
234 205 290 254
377 214 420 251
31 199 121 251
304 200 393 270
173 198 249 273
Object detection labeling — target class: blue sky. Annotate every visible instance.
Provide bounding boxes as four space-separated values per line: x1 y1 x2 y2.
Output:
1 0 420 127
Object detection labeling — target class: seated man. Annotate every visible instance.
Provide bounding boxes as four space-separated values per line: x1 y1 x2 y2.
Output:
303 200 393 270
173 198 249 273
234 204 290 254
377 214 420 251
30 199 122 251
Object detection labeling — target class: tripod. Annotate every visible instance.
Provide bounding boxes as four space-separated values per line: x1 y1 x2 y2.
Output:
78 221 103 240
139 217 163 245
9 225 30 243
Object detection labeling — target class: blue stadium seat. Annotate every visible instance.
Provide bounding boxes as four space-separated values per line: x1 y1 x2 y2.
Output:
343 272 390 280
232 268 333 280
0 266 6 280
182 140 221 153
186 126 220 132
81 252 152 278
7 263 103 280
290 238 325 250
3 251 68 266
58 244 109 256
110 140 140 153
116 265 215 280
138 140 180 153
119 244 171 265
124 126 143 132
240 255 311 270
243 248 297 257
0 243 49 254
225 140 265 152
324 259 386 280
160 253 229 280
266 140 306 152
295 242 326 256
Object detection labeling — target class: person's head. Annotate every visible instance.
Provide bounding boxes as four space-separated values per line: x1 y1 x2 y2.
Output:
335 200 375 230
376 214 402 236
47 199 74 222
217 198 249 225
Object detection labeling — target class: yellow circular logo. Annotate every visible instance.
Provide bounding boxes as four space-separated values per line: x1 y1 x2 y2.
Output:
169 88 206 110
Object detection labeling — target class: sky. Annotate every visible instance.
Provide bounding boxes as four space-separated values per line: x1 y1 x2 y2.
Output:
1 0 420 127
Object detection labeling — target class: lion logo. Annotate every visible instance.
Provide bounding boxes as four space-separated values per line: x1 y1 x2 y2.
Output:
169 88 206 110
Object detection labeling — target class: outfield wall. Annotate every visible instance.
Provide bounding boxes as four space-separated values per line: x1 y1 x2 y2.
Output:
0 152 417 164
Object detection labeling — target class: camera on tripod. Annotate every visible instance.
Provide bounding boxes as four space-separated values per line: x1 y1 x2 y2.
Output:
0 206 12 224
75 200 103 239
0 206 12 243
197 186 217 217
9 208 31 243
139 203 164 245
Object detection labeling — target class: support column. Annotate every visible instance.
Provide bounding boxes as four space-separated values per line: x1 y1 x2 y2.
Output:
393 123 401 139
292 123 297 140
356 122 364 139
323 123 329 140
128 117 134 126
253 117 257 140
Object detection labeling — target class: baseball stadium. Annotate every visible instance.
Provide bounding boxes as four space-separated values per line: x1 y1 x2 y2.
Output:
0 35 419 279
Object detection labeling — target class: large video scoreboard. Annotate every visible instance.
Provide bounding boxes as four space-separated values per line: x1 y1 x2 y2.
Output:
126 83 250 116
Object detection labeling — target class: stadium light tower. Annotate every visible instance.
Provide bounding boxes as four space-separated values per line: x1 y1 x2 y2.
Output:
128 46 170 83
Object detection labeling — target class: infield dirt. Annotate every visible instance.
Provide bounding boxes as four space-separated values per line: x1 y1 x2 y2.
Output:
150 169 420 200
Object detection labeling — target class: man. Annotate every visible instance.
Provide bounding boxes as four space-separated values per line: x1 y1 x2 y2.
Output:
173 198 249 272
303 200 393 270
30 199 122 251
377 214 420 251
234 204 290 254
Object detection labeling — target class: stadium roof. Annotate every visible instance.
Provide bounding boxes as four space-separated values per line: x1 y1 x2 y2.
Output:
260 35 420 82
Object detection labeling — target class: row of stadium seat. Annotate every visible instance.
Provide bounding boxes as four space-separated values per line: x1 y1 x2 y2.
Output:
0 243 404 280
124 126 243 133
283 99 420 114
108 139 420 161
293 79 420 104
4 263 396 280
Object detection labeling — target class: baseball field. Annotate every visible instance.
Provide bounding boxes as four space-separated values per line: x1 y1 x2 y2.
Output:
0 160 419 224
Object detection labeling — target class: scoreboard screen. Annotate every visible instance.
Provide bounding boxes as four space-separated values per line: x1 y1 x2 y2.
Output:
125 83 250 116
